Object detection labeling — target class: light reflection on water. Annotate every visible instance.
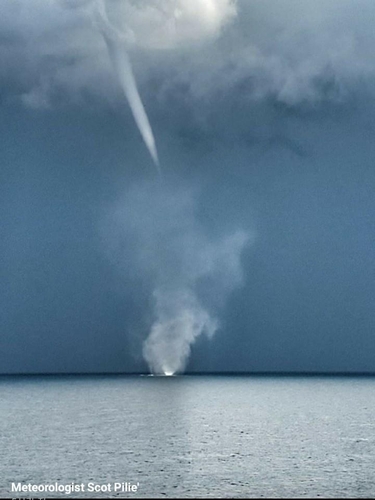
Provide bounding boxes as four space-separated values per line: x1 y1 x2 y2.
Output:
0 375 374 498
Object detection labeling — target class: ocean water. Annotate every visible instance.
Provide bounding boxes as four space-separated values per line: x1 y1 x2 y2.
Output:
1 375 375 498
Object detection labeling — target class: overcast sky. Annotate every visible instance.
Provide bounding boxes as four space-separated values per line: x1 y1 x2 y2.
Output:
1 0 375 374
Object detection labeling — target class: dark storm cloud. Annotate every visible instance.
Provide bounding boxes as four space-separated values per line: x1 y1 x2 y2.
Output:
1 1 375 373
1 1 375 110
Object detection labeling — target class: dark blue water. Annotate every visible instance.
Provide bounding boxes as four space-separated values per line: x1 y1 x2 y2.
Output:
1 375 374 498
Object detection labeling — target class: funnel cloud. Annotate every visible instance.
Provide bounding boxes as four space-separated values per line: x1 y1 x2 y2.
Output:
93 0 159 169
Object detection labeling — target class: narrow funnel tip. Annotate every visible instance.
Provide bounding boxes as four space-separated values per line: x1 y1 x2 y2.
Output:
150 148 161 173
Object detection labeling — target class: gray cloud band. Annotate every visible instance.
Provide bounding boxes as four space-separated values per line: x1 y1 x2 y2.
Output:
1 0 374 111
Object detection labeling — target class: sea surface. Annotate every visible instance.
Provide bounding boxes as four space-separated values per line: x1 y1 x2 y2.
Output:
1 375 375 498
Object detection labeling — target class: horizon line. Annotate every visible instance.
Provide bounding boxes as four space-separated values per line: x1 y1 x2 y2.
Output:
1 371 375 377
